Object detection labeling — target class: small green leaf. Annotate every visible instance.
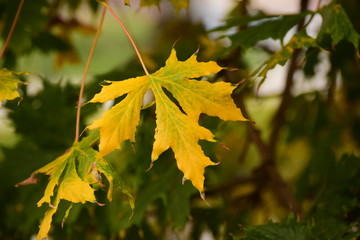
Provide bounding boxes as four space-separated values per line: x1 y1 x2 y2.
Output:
254 31 317 80
228 12 310 49
96 158 134 206
318 2 360 51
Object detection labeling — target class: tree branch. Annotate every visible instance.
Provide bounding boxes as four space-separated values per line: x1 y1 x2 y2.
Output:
268 0 309 150
74 2 107 143
236 96 303 218
217 0 308 218
0 0 25 59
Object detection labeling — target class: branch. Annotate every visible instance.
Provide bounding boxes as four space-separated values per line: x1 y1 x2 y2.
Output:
236 96 303 219
216 0 304 218
268 0 309 149
268 48 301 149
74 2 107 143
99 1 149 76
0 0 25 59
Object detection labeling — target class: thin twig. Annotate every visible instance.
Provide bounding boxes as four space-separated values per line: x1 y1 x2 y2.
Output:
236 96 303 219
269 0 309 151
99 1 150 76
73 2 108 143
227 0 306 212
0 0 25 59
268 48 300 150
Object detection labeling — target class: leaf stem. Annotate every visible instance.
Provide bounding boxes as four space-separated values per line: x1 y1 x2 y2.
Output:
73 3 108 144
0 0 25 59
99 1 150 76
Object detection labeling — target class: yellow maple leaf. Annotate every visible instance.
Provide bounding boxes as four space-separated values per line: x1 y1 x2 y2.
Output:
35 149 96 207
0 68 27 102
88 49 247 192
36 196 59 240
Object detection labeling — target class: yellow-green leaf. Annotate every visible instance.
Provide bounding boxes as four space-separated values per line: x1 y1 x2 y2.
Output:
254 31 317 80
57 158 96 203
89 49 247 192
18 130 133 239
36 151 75 207
36 197 59 240
318 2 360 51
35 149 97 207
88 78 148 156
0 68 27 102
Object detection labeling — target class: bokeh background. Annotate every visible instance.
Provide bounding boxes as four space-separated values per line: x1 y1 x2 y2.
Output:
1 0 359 239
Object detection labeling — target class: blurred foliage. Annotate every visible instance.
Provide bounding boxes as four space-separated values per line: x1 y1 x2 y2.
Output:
0 0 360 239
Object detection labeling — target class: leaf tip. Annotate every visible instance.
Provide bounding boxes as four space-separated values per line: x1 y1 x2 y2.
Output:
131 143 136 152
15 173 39 187
182 177 187 185
172 38 181 49
217 142 230 151
145 162 154 172
227 67 239 71
200 192 211 207
94 201 106 206
194 46 200 55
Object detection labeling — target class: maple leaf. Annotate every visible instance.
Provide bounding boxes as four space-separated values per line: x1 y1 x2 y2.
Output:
16 130 133 240
255 31 317 79
220 12 310 50
88 49 247 192
0 68 28 102
318 2 360 51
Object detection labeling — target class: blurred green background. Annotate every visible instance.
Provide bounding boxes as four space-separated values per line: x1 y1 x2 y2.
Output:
1 0 360 239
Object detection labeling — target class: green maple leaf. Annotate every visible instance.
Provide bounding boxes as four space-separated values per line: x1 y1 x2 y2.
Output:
255 31 317 79
88 49 247 192
225 12 310 49
318 2 360 51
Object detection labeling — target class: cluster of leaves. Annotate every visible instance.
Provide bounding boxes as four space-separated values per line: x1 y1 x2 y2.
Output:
2 0 246 238
1 0 360 239
17 130 133 240
27 47 244 238
215 1 360 82
88 48 246 191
